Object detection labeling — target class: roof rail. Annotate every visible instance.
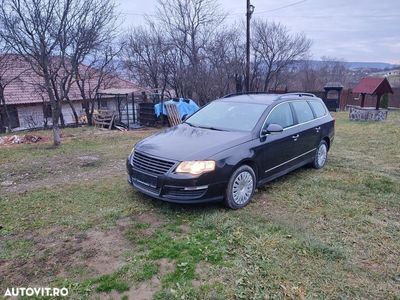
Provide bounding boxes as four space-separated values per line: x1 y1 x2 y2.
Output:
222 91 317 99
222 91 272 98
277 92 316 99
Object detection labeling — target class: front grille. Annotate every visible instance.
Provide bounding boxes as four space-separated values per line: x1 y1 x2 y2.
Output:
131 151 175 175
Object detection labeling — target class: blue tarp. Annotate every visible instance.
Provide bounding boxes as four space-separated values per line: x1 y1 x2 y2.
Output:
154 98 199 118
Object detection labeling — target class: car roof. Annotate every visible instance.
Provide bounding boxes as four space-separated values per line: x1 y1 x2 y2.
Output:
218 94 279 105
218 93 319 105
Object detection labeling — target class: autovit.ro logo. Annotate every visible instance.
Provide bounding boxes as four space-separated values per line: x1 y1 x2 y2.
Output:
3 287 69 297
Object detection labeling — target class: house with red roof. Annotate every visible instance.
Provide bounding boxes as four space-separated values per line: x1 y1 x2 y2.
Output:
0 55 143 132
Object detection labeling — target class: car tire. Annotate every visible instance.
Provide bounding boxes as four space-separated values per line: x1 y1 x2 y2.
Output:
225 165 256 209
312 140 328 169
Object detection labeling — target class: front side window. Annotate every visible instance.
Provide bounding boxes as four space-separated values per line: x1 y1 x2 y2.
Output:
292 101 314 123
308 100 326 118
265 102 294 129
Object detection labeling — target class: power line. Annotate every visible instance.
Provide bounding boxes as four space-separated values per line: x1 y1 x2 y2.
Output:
254 14 400 18
119 0 400 20
226 0 308 17
254 0 307 14
121 11 400 19
120 0 308 17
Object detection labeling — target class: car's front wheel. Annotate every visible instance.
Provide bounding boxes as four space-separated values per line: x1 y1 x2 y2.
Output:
225 165 256 209
313 140 328 169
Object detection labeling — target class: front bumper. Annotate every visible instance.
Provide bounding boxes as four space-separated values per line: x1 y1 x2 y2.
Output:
126 159 226 204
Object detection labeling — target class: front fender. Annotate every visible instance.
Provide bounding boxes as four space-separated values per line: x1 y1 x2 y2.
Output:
210 139 259 180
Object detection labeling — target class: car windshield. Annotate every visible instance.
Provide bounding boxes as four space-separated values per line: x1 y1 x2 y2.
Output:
185 101 267 131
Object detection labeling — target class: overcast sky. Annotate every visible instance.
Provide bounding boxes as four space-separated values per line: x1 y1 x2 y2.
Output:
117 0 400 64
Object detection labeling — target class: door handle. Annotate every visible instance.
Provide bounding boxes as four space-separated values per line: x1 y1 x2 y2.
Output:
291 134 299 141
315 126 321 133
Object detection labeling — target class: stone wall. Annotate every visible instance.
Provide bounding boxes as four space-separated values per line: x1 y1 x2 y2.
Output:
348 106 388 121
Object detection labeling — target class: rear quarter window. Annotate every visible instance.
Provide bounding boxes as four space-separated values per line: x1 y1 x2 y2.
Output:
292 101 314 123
309 100 327 118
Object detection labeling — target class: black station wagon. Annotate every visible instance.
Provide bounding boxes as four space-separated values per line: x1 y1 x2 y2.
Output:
127 92 334 209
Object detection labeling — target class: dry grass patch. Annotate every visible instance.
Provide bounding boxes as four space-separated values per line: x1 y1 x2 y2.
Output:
0 112 399 299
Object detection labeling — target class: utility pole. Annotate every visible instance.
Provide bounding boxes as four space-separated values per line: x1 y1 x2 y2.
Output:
246 0 255 92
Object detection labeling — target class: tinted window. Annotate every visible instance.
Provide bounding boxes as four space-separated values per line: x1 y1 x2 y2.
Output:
309 100 326 118
292 101 314 123
265 102 294 129
186 101 267 131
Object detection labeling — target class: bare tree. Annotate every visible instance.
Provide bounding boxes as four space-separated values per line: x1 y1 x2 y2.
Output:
121 4 313 104
298 59 319 91
75 45 120 125
0 0 73 145
0 0 117 145
202 27 245 100
122 23 171 99
65 0 117 125
252 20 312 92
318 57 348 86
295 57 349 90
156 0 226 100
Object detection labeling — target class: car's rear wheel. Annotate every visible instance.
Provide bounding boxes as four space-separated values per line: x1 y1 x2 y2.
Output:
313 140 328 169
225 165 256 209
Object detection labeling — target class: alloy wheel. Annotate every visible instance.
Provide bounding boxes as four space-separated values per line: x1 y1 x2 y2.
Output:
232 171 254 205
317 143 327 167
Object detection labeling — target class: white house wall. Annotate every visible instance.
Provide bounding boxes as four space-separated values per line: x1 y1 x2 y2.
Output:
16 101 84 130
17 104 46 129
61 102 84 124
13 98 138 131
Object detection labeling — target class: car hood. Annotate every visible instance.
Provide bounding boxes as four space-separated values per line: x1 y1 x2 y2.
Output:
135 124 251 161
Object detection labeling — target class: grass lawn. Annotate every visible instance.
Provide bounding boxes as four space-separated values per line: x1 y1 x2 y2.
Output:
0 112 399 299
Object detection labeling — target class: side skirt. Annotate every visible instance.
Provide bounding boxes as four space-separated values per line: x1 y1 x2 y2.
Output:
256 157 314 187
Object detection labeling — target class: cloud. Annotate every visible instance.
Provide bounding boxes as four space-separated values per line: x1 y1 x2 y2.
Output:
117 0 400 63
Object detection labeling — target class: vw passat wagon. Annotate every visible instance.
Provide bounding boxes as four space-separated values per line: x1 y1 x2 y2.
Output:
127 93 334 209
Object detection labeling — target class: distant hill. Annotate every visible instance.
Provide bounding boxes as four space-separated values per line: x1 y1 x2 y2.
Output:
370 69 400 88
294 60 399 70
344 62 400 70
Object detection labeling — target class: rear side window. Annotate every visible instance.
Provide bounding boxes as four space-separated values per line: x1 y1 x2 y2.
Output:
309 100 326 118
265 102 294 129
292 101 314 123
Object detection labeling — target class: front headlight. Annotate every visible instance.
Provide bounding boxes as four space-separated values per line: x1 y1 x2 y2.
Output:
175 160 216 175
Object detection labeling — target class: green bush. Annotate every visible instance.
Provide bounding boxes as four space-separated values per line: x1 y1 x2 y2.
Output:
380 93 389 108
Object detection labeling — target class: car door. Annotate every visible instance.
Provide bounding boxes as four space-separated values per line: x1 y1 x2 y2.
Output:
308 99 328 141
290 100 320 160
257 102 299 179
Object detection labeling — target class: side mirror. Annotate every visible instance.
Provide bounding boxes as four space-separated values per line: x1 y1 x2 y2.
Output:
262 123 283 136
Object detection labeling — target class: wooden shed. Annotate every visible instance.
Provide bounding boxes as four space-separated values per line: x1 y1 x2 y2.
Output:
349 77 393 121
353 77 393 109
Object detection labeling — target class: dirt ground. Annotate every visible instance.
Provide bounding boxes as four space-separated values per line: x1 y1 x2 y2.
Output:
0 128 156 194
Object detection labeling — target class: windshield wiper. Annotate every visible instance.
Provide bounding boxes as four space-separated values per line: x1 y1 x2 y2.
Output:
197 125 225 131
184 122 226 131
184 121 198 128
